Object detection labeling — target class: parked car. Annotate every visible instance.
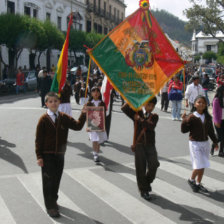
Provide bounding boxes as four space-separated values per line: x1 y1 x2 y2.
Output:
25 70 37 90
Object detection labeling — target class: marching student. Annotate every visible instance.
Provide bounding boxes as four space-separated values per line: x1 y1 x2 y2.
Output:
86 86 107 163
35 92 86 218
121 97 160 201
58 80 73 116
181 95 218 193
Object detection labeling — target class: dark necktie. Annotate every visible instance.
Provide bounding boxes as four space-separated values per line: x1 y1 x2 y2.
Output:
54 113 58 124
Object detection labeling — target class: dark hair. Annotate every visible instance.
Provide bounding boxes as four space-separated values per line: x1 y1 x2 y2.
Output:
45 92 60 102
192 75 200 81
214 85 224 108
147 97 157 105
192 95 211 119
88 86 102 102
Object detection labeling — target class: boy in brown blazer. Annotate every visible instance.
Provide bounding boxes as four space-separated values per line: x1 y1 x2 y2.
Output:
35 92 86 218
121 97 160 201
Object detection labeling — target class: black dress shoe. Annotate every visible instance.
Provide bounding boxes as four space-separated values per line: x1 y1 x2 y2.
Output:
47 209 60 218
141 192 151 201
218 152 224 157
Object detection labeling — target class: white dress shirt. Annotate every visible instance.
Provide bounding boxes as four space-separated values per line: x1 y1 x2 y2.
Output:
47 109 59 123
185 83 205 104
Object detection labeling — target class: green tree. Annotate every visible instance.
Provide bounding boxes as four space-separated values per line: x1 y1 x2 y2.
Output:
194 54 201 62
202 51 217 63
217 42 224 65
185 0 224 42
69 30 86 65
85 32 104 48
42 20 64 70
0 14 31 74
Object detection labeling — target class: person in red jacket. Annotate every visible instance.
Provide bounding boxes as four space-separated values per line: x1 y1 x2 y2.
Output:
16 68 25 94
168 76 183 121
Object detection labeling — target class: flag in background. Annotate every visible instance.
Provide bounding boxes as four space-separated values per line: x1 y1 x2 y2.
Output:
88 0 184 111
51 14 73 94
101 76 113 116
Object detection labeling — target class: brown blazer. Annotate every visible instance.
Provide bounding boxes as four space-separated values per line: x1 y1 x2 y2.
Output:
121 103 158 146
35 112 86 159
181 113 218 143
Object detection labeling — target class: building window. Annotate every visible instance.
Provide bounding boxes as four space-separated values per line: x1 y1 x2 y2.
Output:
46 12 51 20
104 2 106 16
24 6 31 16
207 45 212 51
109 5 111 18
94 23 98 32
57 16 62 30
104 27 108 35
33 9 38 18
98 0 101 13
87 21 91 32
114 8 116 20
121 12 124 20
94 0 96 11
117 10 120 21
7 1 15 14
98 25 102 34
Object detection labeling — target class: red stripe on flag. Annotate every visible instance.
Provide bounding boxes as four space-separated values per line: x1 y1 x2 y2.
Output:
59 14 73 93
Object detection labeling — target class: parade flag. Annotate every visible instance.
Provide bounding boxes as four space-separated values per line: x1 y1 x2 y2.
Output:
101 76 113 116
87 0 184 110
51 14 73 94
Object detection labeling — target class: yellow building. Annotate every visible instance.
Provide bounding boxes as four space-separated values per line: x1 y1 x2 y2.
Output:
86 0 126 34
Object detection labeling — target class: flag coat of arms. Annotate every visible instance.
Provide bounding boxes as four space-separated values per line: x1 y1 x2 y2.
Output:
88 0 184 110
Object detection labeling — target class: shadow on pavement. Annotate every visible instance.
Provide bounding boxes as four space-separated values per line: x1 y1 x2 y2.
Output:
56 206 103 224
150 194 223 224
101 141 133 156
0 92 39 104
0 137 28 173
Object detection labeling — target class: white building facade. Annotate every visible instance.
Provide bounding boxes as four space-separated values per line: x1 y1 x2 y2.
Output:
192 30 224 56
0 0 86 75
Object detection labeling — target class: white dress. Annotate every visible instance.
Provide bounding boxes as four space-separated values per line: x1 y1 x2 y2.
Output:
189 112 210 169
88 99 107 143
58 103 72 116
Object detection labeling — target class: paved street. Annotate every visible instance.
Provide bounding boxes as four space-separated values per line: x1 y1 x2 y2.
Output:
0 92 223 224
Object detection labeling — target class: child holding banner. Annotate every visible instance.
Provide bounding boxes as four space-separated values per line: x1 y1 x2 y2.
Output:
122 97 160 201
86 86 107 163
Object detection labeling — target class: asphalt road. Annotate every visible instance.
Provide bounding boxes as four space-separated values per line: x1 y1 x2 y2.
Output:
0 92 223 224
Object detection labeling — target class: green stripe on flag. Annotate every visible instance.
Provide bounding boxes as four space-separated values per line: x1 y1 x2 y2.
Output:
50 73 59 93
92 37 153 109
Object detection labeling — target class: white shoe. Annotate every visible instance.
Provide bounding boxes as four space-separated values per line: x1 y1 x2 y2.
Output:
94 155 100 163
172 117 176 121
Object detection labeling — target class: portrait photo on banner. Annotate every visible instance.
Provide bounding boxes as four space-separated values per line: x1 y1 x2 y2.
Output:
86 106 105 132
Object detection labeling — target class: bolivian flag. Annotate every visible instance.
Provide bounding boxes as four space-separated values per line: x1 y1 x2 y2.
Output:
88 0 184 110
51 14 73 94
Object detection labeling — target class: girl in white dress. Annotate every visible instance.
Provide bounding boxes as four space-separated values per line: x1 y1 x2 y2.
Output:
181 95 218 193
86 87 107 162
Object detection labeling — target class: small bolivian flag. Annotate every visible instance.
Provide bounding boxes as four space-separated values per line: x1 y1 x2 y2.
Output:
88 0 184 111
51 14 73 94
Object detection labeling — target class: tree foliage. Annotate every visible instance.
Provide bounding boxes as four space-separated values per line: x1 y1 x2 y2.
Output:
202 51 217 61
185 0 224 41
217 42 224 64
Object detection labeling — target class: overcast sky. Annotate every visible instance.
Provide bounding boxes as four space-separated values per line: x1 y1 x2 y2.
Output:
124 0 193 21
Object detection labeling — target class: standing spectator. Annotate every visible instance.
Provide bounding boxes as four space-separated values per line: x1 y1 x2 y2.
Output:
212 86 224 157
202 74 210 106
79 82 88 105
74 78 81 104
168 76 183 120
2 65 8 80
39 70 51 107
16 68 25 94
76 66 82 79
185 75 204 112
216 74 224 87
160 82 169 112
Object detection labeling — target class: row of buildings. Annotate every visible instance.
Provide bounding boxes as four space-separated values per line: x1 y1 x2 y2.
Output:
0 0 126 77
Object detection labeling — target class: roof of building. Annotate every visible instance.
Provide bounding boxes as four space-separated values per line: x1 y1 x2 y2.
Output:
195 31 224 38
